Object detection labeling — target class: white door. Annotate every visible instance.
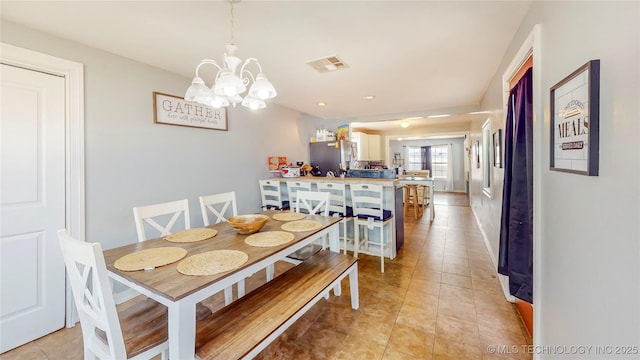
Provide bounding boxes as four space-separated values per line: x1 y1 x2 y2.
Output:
0 64 66 352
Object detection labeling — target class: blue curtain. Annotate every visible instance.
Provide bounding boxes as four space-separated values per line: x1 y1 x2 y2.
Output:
420 146 432 172
498 68 533 304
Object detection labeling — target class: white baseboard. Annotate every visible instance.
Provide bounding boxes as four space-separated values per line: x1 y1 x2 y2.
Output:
470 206 516 303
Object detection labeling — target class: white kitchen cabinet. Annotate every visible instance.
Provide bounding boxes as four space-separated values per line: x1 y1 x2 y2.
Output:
368 134 381 160
351 132 382 161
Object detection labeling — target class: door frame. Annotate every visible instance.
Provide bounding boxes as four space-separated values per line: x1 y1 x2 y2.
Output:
500 25 542 342
1 43 85 327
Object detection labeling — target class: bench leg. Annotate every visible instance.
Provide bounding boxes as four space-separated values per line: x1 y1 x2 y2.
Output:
349 265 359 310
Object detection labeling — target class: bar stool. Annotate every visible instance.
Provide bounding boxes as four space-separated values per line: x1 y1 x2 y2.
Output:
404 184 421 219
420 184 434 220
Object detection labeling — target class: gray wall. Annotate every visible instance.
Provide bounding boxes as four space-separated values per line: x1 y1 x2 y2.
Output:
389 137 466 192
1 21 321 250
470 1 640 356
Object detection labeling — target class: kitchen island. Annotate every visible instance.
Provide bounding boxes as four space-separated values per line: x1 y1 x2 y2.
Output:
267 176 404 258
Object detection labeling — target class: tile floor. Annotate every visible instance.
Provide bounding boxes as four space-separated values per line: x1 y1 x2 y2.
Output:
1 193 532 360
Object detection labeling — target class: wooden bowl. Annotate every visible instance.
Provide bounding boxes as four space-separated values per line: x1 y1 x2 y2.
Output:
227 214 269 235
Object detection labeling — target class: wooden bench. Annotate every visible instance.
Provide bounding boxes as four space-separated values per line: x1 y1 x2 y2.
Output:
195 250 359 360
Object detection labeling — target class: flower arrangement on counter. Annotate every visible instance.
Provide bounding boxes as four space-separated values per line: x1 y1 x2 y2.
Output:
301 164 313 176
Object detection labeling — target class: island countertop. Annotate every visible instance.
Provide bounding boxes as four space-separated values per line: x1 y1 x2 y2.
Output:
271 176 399 187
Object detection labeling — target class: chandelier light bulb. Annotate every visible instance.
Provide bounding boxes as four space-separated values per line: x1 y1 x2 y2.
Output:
184 1 276 110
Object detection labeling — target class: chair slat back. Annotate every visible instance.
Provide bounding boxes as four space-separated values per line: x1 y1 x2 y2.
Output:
317 182 348 216
295 191 329 216
259 180 285 210
57 230 127 359
350 184 384 219
199 192 238 226
133 199 190 241
286 181 312 207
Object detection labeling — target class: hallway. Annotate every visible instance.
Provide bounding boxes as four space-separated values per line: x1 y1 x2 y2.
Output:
1 194 532 359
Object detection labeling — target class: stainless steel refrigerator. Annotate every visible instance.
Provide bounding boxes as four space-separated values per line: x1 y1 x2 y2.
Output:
309 140 355 176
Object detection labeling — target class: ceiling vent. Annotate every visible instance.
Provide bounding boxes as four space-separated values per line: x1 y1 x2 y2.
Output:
306 55 348 73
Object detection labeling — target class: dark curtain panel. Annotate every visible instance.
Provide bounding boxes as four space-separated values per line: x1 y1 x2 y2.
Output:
420 146 432 172
498 68 533 304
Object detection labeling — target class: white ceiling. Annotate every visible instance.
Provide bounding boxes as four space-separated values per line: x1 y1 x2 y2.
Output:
1 0 531 127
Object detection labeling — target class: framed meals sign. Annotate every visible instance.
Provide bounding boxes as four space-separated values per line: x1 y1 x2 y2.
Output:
153 92 227 131
550 60 600 176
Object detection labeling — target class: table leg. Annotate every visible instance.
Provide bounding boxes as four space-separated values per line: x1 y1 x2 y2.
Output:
349 265 360 310
429 184 435 222
168 300 197 359
328 223 339 253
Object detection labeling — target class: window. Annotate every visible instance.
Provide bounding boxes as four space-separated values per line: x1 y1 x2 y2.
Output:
405 145 448 178
431 145 448 178
406 147 421 170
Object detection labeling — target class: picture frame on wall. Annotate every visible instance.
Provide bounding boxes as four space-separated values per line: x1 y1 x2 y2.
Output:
549 60 600 175
474 141 480 168
153 92 228 131
493 129 503 168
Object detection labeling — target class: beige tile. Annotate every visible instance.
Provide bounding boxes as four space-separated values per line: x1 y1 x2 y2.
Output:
441 272 473 289
435 314 481 346
437 296 478 322
0 342 47 360
407 277 441 297
331 332 386 360
386 323 432 358
433 337 483 360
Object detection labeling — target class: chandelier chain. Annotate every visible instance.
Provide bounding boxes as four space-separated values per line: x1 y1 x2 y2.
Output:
230 0 235 44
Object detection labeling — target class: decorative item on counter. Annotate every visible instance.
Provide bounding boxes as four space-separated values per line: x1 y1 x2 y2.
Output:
280 166 301 178
300 163 313 176
268 156 287 172
337 125 349 140
315 128 336 141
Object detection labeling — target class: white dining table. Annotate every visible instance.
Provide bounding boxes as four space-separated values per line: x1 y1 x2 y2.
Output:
103 211 341 360
398 176 435 222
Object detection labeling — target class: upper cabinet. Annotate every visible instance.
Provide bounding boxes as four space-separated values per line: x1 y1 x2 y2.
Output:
351 132 382 161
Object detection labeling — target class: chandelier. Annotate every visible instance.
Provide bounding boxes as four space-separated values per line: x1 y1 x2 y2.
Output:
184 0 276 110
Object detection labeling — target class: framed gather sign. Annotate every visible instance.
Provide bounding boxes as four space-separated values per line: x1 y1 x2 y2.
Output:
550 60 600 176
153 92 227 131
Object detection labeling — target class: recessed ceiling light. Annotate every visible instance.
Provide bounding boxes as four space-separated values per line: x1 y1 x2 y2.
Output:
400 121 410 128
363 95 375 100
317 102 327 106
427 114 450 118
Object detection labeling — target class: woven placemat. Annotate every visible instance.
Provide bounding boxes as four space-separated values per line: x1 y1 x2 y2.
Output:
176 250 249 276
114 247 188 272
164 228 217 243
272 212 307 221
281 220 322 232
245 231 295 247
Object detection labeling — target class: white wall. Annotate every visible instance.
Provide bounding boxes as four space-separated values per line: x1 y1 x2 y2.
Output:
1 21 321 250
471 1 640 358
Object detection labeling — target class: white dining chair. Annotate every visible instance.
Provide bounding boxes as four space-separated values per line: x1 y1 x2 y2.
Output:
317 182 353 255
57 230 169 360
285 190 330 262
199 191 247 300
286 181 312 212
259 179 289 211
133 198 190 241
350 184 394 273
133 199 232 306
199 191 238 226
